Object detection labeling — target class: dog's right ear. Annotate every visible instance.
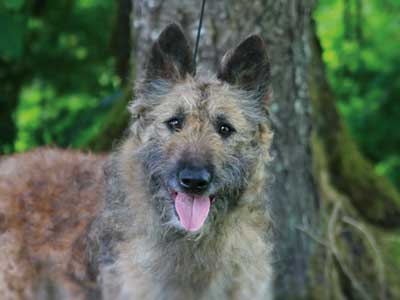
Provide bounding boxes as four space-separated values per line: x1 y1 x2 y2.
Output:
145 23 194 81
217 35 271 107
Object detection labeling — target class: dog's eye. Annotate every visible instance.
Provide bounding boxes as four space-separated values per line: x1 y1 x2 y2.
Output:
218 123 235 138
165 117 183 132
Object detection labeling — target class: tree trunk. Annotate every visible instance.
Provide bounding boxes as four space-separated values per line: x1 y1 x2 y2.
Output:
111 0 133 84
86 0 133 151
131 1 318 299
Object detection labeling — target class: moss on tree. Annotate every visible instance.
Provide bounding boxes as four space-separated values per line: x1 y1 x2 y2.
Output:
86 87 132 152
308 19 400 300
309 20 400 228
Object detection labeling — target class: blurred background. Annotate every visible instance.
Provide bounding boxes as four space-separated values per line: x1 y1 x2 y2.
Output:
0 0 399 299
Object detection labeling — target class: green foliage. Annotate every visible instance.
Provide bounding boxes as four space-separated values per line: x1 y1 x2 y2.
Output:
0 0 120 152
0 12 24 60
2 0 25 11
316 0 400 189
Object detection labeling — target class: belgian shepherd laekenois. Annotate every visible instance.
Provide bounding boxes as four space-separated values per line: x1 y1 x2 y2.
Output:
0 23 273 300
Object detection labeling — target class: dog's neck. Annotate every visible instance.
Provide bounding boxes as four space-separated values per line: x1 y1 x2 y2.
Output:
115 198 270 300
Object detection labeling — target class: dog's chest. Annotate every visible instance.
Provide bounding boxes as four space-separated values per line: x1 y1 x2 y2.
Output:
110 225 270 300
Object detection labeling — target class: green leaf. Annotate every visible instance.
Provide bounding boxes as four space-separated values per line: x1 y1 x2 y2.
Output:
0 13 24 60
3 0 25 11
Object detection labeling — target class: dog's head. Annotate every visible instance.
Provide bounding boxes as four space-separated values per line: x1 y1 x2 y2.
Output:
129 23 272 233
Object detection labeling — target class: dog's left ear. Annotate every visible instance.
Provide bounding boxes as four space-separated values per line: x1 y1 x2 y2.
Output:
145 23 194 81
217 35 271 106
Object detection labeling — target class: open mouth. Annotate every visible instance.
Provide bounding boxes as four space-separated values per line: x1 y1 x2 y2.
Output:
171 191 215 232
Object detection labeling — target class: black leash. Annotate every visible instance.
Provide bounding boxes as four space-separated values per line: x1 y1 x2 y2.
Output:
193 0 207 72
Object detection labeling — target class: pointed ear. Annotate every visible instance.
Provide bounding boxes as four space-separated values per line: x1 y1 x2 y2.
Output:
217 35 271 105
145 23 194 81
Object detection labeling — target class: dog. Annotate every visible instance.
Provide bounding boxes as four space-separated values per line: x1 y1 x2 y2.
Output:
0 23 273 300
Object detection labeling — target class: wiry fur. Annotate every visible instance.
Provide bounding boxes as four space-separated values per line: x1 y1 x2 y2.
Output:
88 74 274 300
0 149 105 300
0 23 274 300
89 23 274 299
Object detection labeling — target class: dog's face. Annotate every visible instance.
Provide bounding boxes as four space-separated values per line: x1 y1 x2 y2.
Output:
130 24 272 233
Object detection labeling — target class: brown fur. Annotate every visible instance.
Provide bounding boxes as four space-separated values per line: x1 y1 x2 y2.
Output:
0 149 106 299
0 23 274 300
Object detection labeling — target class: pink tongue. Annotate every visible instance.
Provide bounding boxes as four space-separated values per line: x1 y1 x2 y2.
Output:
175 192 211 232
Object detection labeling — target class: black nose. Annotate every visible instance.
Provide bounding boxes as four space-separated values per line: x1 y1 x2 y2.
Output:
178 166 212 193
